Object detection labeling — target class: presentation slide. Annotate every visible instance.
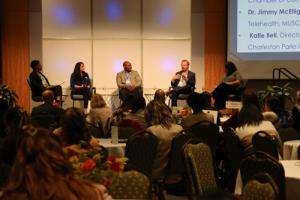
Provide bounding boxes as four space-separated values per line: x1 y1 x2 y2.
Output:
238 0 300 53
228 0 300 79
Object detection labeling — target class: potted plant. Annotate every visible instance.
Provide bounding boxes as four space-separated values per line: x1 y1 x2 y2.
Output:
257 82 295 111
0 84 18 107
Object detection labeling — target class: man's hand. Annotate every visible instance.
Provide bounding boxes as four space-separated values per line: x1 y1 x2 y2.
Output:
126 85 135 92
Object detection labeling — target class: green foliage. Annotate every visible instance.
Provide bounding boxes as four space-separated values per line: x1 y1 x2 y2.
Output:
257 82 295 106
0 84 18 107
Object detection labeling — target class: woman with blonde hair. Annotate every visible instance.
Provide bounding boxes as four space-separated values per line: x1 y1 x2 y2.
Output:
144 100 183 180
0 125 111 200
87 93 112 133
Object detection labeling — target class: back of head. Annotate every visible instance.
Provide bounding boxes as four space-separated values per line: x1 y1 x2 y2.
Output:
225 61 237 76
4 107 29 136
90 93 106 109
121 95 145 113
238 104 264 127
2 125 100 200
242 89 261 110
144 100 174 128
154 89 166 103
42 90 54 103
187 92 205 112
264 96 282 115
60 108 87 145
30 60 40 70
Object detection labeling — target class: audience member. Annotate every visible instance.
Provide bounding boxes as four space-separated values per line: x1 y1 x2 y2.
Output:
236 104 281 152
212 61 244 110
202 91 213 109
29 60 62 101
262 96 283 128
222 90 260 130
168 59 195 106
31 90 64 129
55 108 90 147
144 100 183 180
181 92 214 129
87 93 112 131
0 108 29 166
116 61 142 102
70 62 92 112
154 89 166 103
0 126 111 200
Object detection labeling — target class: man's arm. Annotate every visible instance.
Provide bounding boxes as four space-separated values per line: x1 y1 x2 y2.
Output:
171 72 180 87
116 72 126 88
133 71 142 87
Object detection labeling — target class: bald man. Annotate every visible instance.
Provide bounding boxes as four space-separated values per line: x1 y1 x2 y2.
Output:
116 61 142 101
31 90 64 129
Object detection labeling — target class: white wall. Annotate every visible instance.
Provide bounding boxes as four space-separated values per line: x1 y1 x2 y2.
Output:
29 0 206 109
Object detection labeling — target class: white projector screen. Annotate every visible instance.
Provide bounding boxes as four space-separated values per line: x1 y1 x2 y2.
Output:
228 0 300 79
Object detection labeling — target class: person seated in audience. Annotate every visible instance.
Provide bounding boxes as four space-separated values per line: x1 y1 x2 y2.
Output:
154 89 166 103
124 96 147 129
235 104 281 152
262 96 285 128
0 108 29 166
0 126 111 200
70 62 92 113
53 108 91 151
116 61 142 102
212 61 244 110
181 92 214 130
201 91 213 110
167 59 196 107
108 96 146 139
86 93 112 132
29 60 63 101
144 100 183 180
292 92 300 133
222 90 260 130
31 90 64 129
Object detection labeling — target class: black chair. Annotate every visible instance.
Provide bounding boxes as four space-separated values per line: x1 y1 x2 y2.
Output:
27 79 43 102
221 127 244 192
125 130 159 177
183 142 219 199
124 131 164 200
240 151 285 200
185 120 220 157
242 173 280 200
298 145 300 160
165 130 192 195
252 131 279 159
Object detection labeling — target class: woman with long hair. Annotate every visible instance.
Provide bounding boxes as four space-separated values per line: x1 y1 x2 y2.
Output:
0 126 111 200
235 104 281 151
144 100 182 180
70 62 92 112
212 61 244 110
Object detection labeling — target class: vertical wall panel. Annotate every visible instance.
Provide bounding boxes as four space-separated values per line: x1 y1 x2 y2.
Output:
204 0 227 92
2 0 30 111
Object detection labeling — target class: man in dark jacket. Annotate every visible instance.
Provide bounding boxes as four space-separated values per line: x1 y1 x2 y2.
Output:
168 59 196 106
31 90 64 129
29 60 62 101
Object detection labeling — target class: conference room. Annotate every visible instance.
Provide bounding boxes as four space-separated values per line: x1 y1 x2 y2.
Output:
1 0 300 199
